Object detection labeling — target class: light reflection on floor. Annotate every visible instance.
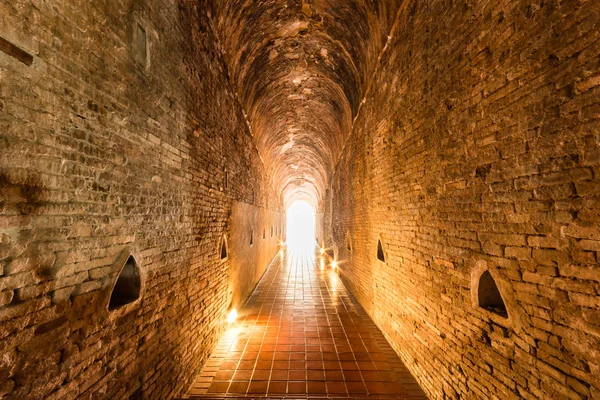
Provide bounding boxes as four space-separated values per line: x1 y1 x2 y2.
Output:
187 245 426 398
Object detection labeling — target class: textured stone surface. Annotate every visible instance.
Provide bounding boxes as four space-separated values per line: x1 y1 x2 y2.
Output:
3 0 600 399
328 0 600 399
228 202 282 312
1 0 281 399
206 0 400 209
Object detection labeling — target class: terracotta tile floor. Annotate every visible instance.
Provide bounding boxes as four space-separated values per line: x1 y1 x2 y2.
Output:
186 246 427 399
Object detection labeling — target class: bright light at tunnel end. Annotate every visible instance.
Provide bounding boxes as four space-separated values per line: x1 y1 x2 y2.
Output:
286 200 316 251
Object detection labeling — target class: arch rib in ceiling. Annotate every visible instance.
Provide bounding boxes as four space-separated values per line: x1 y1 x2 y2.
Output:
205 0 402 209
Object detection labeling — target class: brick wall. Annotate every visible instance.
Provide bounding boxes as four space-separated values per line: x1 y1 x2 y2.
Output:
329 0 600 398
1 1 280 398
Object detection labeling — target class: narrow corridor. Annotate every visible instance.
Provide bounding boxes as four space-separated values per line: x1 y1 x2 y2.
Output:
187 247 427 399
5 1 598 398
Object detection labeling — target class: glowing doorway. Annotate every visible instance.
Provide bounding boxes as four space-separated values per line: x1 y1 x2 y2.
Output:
286 201 316 251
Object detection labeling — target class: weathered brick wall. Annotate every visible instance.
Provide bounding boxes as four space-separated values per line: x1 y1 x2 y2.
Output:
329 0 600 398
1 1 280 398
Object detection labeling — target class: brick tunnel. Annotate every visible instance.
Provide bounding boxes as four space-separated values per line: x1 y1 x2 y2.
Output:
1 0 600 399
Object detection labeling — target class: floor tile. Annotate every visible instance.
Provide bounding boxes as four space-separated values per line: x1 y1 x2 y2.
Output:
187 246 427 399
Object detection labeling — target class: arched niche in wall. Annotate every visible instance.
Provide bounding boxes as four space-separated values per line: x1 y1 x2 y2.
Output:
471 260 521 330
107 249 145 317
376 234 386 264
220 234 228 260
346 231 352 254
478 271 506 316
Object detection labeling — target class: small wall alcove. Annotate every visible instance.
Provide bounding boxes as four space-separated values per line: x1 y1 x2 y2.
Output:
220 235 228 260
346 231 352 253
376 235 386 263
471 260 519 329
478 270 507 317
108 250 144 314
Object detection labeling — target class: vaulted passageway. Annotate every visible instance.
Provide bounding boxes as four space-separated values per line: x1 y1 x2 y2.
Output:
2 0 600 399
205 0 398 209
185 203 425 398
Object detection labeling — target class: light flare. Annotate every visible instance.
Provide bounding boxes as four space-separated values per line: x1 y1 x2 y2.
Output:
227 308 238 324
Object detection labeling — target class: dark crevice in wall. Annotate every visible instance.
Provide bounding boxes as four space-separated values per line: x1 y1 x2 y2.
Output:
109 255 141 311
478 271 507 318
376 239 385 263
0 36 33 65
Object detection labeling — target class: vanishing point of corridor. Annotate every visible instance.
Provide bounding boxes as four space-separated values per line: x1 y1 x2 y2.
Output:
187 244 426 399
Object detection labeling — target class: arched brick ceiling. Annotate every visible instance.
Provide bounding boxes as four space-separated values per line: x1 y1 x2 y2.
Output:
206 0 400 209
